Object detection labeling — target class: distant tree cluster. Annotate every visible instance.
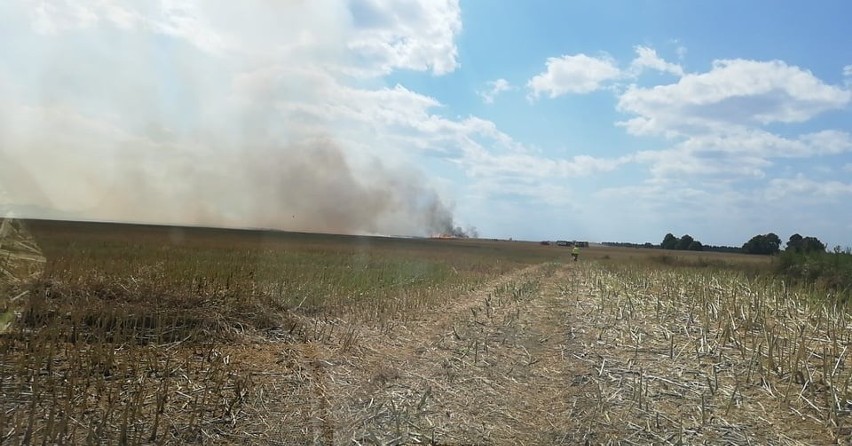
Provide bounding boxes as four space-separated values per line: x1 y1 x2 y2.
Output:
603 238 739 252
740 233 827 255
741 233 782 255
785 233 826 254
776 235 848 296
660 233 704 251
702 245 742 253
603 232 829 257
601 242 656 249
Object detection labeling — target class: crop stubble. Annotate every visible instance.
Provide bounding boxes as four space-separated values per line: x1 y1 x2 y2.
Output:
1 220 848 445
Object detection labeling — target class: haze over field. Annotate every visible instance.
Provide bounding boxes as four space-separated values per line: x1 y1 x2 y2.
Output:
1 1 851 245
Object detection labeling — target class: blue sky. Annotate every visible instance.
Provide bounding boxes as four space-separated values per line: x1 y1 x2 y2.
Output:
1 1 851 247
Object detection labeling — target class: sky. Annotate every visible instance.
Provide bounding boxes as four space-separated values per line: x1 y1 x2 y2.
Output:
1 1 851 247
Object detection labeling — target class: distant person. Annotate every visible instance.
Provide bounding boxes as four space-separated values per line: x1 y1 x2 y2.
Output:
571 245 580 261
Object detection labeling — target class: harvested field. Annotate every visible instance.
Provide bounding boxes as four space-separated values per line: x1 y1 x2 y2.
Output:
1 220 849 445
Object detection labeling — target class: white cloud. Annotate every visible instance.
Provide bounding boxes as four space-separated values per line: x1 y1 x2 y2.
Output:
463 150 630 180
766 175 852 201
681 129 852 158
618 59 851 137
616 59 852 184
844 65 852 77
468 179 580 208
478 78 512 104
629 46 683 77
527 53 621 98
634 147 770 179
18 0 462 77
630 129 852 181
596 180 726 211
593 178 780 246
346 0 462 75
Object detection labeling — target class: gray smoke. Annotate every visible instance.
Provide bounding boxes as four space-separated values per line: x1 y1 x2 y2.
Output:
0 125 471 237
0 2 475 238
236 140 471 236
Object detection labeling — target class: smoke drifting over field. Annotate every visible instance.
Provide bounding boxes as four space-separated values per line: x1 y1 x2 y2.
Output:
0 120 471 237
239 141 473 237
0 1 473 237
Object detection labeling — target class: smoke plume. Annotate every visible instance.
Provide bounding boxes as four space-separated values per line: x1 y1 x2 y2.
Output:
0 1 473 237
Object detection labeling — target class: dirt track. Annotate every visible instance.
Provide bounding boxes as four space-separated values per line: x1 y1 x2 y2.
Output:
231 262 585 444
234 261 838 445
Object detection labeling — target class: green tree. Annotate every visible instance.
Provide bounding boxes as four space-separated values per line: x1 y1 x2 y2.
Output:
688 240 704 251
767 233 781 252
786 233 825 253
742 233 782 255
786 233 803 251
661 233 679 250
676 234 694 251
800 236 826 253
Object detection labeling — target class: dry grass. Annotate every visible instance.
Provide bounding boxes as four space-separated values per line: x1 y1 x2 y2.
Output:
563 261 852 444
1 220 564 445
2 220 849 444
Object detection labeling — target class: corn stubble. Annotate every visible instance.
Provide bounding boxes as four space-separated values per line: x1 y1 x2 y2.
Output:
1 221 556 444
3 221 851 444
568 261 852 444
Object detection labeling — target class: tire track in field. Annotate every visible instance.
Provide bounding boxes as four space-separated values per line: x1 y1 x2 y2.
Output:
248 258 842 445
325 261 590 445
235 261 591 445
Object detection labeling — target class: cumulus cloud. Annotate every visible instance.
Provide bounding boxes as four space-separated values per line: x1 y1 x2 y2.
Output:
629 46 684 77
527 46 683 100
527 53 621 98
478 78 512 104
593 177 783 246
634 147 771 179
596 179 730 213
468 179 579 208
618 59 851 137
681 129 852 158
629 129 852 182
347 0 462 75
21 0 463 76
766 175 852 201
463 150 630 180
615 59 852 184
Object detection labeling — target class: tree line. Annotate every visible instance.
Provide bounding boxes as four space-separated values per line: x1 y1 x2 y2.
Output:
670 232 827 255
604 232 829 255
606 232 848 298
739 232 826 255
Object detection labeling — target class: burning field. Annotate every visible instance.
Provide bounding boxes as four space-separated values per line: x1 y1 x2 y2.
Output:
2 220 851 445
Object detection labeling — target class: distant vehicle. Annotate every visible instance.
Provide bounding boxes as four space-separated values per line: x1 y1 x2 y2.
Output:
540 241 550 245
556 240 570 246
